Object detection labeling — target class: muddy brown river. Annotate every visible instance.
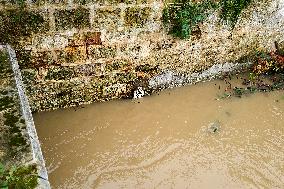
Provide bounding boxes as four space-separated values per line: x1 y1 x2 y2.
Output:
33 77 284 189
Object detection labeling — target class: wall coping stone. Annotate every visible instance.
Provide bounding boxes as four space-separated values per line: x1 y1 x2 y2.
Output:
2 44 51 189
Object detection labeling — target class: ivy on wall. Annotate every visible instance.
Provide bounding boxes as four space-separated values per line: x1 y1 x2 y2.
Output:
220 0 252 26
163 0 252 39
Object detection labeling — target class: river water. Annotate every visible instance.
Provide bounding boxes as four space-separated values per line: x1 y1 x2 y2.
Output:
33 76 284 189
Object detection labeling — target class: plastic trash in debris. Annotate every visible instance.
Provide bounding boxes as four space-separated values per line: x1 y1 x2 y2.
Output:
133 87 145 99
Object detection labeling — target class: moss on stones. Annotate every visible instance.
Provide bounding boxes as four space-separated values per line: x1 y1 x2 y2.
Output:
0 96 15 111
54 7 90 30
16 50 57 69
0 51 14 114
0 0 26 6
15 49 32 69
115 72 137 83
162 0 217 39
114 0 150 4
74 0 148 5
0 48 36 188
3 112 19 127
3 112 28 151
8 134 27 147
135 64 158 75
0 9 48 45
45 67 75 80
73 0 92 4
0 51 13 78
29 0 46 6
21 69 37 85
0 91 8 96
105 59 130 71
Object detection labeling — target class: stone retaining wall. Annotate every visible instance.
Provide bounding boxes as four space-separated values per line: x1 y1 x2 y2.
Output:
0 0 284 111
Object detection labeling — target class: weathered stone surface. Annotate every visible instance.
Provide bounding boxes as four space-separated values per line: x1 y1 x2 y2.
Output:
0 9 49 45
45 66 75 80
32 34 69 50
68 32 102 46
31 51 57 67
15 49 32 69
124 7 152 27
88 45 117 60
65 46 87 63
0 49 32 167
93 8 122 31
54 7 90 30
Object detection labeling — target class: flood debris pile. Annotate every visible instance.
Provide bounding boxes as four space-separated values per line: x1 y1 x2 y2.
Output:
253 42 284 75
216 44 284 99
0 50 38 188
217 73 284 99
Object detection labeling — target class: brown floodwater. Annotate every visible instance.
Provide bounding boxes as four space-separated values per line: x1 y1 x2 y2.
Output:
33 77 284 189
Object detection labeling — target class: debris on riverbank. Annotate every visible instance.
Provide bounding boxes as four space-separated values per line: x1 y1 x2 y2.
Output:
216 43 284 100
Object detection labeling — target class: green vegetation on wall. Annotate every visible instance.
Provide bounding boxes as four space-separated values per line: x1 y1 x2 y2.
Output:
162 0 252 39
220 0 252 26
163 0 217 39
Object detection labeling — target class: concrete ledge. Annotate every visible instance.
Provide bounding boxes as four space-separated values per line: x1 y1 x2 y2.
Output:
4 45 51 189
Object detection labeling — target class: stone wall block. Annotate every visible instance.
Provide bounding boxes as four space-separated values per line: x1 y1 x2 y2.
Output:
56 45 87 64
93 8 122 31
0 9 49 44
63 46 87 64
124 6 152 28
30 51 57 68
68 32 102 47
32 35 54 50
54 34 69 49
87 45 117 60
104 58 132 72
73 62 103 76
54 7 90 30
45 66 75 80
